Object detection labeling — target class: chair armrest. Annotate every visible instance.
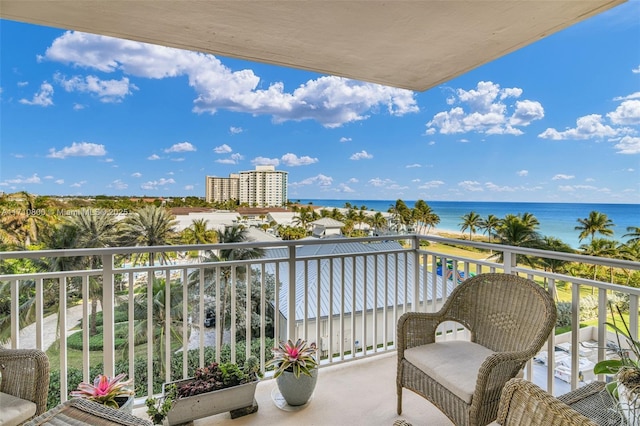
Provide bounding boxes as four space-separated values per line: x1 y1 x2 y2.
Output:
496 379 597 426
0 349 50 416
397 312 444 358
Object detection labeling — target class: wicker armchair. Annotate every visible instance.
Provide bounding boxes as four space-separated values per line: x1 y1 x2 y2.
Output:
0 348 50 422
495 379 597 426
397 273 557 426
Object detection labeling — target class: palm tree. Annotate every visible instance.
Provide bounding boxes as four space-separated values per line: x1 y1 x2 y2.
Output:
292 207 315 235
371 212 387 235
119 206 178 266
624 226 640 244
460 211 482 241
536 237 574 288
575 210 615 243
579 238 618 281
388 199 411 233
66 211 120 334
130 277 184 380
181 218 218 260
479 214 501 243
492 214 542 265
200 226 265 345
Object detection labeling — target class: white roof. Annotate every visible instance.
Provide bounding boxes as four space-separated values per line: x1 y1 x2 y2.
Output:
264 241 448 321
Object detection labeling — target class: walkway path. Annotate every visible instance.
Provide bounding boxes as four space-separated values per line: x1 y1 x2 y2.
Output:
3 304 86 350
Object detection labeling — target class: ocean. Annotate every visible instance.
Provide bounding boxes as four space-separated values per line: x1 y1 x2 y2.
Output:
297 199 639 249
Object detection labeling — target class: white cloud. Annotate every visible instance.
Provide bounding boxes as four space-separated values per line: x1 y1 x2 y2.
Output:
164 142 196 153
485 182 516 192
184 185 195 190
70 180 87 188
517 170 528 176
54 73 137 102
109 179 128 190
17 81 28 87
44 31 419 127
292 174 333 187
214 144 233 154
614 136 640 154
11 153 25 158
607 100 640 125
131 172 142 177
426 81 543 135
613 92 640 101
171 157 185 162
216 153 244 164
229 126 243 134
281 153 318 166
19 82 54 106
558 185 598 192
510 100 545 126
337 183 355 193
55 179 64 184
140 178 175 190
552 174 575 180
418 180 444 189
538 114 619 140
458 180 483 191
406 164 422 168
4 174 42 184
147 154 161 160
368 178 394 188
251 156 279 166
73 103 85 110
47 142 106 159
340 137 352 143
348 178 358 183
633 65 640 74
350 150 373 160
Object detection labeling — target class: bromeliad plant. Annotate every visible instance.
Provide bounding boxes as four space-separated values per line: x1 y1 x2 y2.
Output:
267 338 318 378
70 373 134 409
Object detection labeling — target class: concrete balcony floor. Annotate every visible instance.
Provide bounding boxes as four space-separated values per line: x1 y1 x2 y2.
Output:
134 351 453 425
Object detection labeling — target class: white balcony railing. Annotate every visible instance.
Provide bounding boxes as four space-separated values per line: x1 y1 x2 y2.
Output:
1 234 639 408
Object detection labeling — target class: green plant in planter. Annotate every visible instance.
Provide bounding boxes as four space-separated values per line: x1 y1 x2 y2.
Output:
594 303 640 423
145 356 262 425
267 338 318 378
70 373 134 409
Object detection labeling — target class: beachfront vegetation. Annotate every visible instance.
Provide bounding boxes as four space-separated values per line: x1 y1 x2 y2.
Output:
1 193 639 338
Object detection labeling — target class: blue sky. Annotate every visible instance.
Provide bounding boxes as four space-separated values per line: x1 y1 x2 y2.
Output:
1 2 639 204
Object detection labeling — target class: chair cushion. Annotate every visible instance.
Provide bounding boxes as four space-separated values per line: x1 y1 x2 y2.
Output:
0 391 37 426
404 340 495 404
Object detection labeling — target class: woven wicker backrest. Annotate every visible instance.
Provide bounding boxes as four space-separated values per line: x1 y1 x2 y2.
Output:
444 273 557 353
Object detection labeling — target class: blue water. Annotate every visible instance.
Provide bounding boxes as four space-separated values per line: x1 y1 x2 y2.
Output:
297 199 639 249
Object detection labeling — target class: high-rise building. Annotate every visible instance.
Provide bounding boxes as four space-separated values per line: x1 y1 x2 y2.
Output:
205 174 239 204
205 166 288 207
239 165 288 207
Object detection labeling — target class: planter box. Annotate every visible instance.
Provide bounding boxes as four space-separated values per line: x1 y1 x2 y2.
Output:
163 379 258 425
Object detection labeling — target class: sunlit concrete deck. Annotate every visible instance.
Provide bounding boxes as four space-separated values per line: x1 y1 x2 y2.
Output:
134 352 453 426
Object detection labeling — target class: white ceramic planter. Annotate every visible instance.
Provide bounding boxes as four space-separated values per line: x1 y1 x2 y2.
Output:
162 379 258 425
115 395 134 414
276 368 318 406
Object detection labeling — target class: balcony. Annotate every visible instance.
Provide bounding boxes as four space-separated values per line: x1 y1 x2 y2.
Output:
2 234 639 424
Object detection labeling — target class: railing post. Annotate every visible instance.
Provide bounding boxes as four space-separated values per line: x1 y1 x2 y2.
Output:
102 254 115 377
503 249 516 274
287 245 296 340
412 236 420 311
10 279 18 348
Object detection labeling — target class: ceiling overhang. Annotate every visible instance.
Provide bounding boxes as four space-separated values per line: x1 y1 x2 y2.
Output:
0 0 626 91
